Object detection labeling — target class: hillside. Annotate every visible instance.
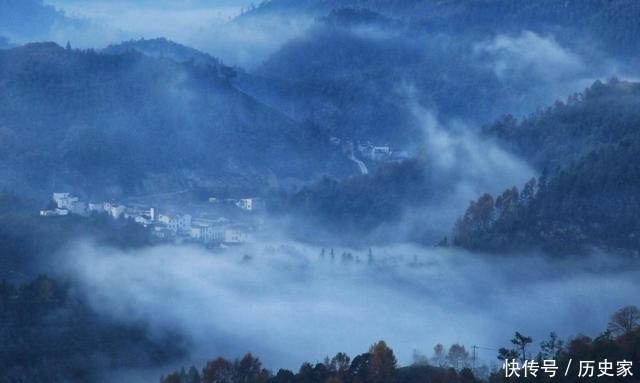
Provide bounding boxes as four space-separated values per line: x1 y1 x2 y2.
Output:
243 0 640 57
484 79 640 171
0 42 350 197
455 80 640 254
235 1 634 151
102 38 228 71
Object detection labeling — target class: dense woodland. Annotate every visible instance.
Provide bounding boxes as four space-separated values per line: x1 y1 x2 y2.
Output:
0 276 184 383
0 193 150 280
455 81 640 254
0 42 347 197
243 0 640 57
483 79 640 172
276 158 434 242
158 340 479 383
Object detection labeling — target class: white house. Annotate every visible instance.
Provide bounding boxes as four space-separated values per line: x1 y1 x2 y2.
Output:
109 205 126 219
135 215 153 226
157 214 171 225
223 228 250 243
236 198 264 211
163 214 192 233
53 192 79 210
358 143 391 161
125 205 155 222
88 203 104 213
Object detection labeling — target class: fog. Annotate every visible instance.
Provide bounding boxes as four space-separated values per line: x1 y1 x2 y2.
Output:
470 30 622 119
360 102 537 244
474 31 585 82
42 0 312 68
62 240 640 380
3 3 639 382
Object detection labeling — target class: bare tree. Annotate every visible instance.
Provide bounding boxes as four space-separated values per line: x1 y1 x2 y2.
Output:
608 305 640 336
447 344 470 370
431 344 447 367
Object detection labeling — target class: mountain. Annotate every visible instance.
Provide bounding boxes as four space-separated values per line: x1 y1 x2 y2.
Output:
0 42 350 197
236 9 505 149
454 80 640 254
276 157 435 243
234 1 637 152
243 0 640 57
483 79 640 171
102 38 228 71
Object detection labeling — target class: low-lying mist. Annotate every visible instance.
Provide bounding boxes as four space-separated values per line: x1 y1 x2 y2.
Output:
62 240 640 379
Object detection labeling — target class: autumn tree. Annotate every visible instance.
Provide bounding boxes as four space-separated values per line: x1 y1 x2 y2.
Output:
368 341 397 383
202 357 234 383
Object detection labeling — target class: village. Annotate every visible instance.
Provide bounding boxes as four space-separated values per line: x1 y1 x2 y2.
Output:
40 192 264 246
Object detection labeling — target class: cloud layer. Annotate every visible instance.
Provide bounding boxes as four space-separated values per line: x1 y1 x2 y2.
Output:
42 0 311 67
63 241 640 380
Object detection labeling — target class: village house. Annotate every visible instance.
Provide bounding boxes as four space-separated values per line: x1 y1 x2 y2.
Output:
157 213 192 233
52 193 78 210
236 198 264 211
41 192 85 216
41 192 256 247
357 142 392 161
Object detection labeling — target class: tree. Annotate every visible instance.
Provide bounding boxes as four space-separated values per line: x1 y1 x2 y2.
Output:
297 362 315 383
328 352 351 376
348 353 371 383
368 341 397 383
539 332 563 360
510 332 532 363
431 344 447 367
160 372 182 383
187 366 202 383
202 357 234 383
234 353 266 383
459 367 477 383
447 344 469 370
412 349 429 366
608 305 640 336
271 369 294 383
497 347 519 362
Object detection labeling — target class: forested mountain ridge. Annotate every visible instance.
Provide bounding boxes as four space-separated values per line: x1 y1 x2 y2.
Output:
455 80 640 254
0 42 349 197
243 0 640 57
0 275 184 383
236 0 639 151
102 38 231 73
483 79 640 171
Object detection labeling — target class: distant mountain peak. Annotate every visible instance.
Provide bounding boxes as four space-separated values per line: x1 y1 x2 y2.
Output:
102 37 223 68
